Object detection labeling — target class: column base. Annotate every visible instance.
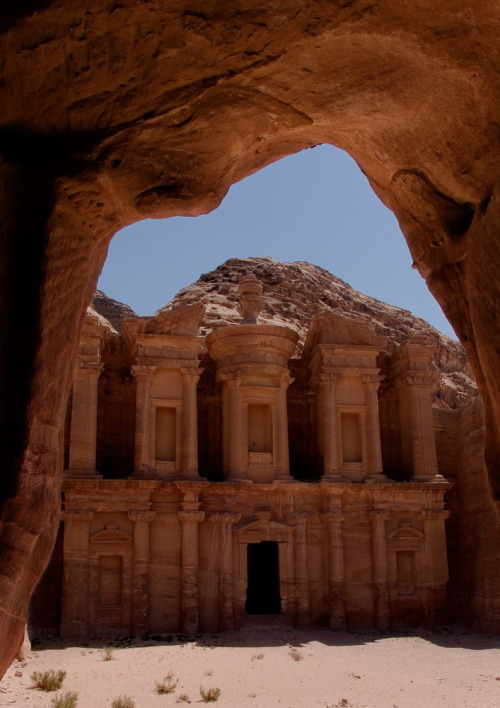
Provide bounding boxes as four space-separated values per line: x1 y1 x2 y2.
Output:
176 471 202 481
411 473 447 483
64 468 102 480
129 470 158 480
272 473 295 484
365 473 391 483
225 474 253 483
320 474 350 484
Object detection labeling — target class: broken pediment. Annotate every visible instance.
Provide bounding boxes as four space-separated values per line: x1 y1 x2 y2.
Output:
303 311 388 358
125 302 206 339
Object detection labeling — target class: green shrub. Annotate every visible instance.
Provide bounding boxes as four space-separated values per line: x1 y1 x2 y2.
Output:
31 670 66 691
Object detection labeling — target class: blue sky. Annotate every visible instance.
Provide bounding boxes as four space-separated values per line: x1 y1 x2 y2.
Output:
98 144 456 339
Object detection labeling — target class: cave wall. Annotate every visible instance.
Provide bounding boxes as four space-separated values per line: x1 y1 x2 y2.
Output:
1 0 500 675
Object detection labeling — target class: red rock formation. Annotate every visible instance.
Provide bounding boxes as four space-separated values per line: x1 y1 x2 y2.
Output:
1 1 500 675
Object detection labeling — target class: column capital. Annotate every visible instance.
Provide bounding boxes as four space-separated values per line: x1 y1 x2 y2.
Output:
131 364 158 379
316 372 341 386
180 367 203 383
280 372 294 388
323 510 344 524
370 509 390 523
360 373 382 388
128 510 155 523
61 509 94 522
286 511 312 525
178 510 205 524
398 370 439 390
209 511 242 525
74 359 103 377
422 509 450 520
218 371 241 385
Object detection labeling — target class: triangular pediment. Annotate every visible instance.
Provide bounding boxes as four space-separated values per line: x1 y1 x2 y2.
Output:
303 311 387 357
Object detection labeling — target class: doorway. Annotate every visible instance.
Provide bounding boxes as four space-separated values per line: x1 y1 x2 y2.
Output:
245 541 281 614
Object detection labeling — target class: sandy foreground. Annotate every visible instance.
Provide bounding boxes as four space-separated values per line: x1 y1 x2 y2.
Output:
1 625 499 708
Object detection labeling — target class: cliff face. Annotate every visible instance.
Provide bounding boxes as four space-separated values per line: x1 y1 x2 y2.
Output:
155 257 477 410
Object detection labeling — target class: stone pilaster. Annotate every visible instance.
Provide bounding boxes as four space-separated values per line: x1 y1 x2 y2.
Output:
131 365 158 479
223 373 248 482
66 362 103 479
324 506 346 630
273 372 294 483
178 509 205 634
287 511 311 629
370 509 390 630
178 368 202 480
422 508 450 621
60 510 94 639
209 512 241 631
362 374 387 482
128 510 155 635
316 373 346 482
405 373 444 482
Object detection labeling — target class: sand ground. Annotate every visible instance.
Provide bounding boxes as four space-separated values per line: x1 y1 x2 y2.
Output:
1 625 499 708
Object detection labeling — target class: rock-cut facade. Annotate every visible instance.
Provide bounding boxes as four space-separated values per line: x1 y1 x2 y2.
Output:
31 263 465 638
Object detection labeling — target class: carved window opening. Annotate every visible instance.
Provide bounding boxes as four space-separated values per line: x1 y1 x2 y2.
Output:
396 550 416 596
341 412 362 463
248 404 272 453
155 406 176 461
245 541 281 614
98 555 122 607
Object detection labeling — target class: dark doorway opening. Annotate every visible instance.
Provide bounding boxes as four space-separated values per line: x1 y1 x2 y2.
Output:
245 541 281 614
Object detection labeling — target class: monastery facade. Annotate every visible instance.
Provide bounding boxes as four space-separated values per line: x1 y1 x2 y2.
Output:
33 275 452 638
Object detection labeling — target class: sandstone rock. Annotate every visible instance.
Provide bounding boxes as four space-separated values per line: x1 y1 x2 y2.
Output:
1 0 500 677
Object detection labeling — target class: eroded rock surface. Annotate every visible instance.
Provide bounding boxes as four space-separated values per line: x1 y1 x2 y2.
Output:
1 1 500 675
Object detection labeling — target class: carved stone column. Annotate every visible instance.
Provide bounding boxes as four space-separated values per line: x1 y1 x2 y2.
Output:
223 374 248 482
422 508 450 622
287 511 311 629
179 368 202 480
362 374 387 482
178 509 205 634
317 373 346 481
274 373 294 483
60 510 93 639
370 510 390 630
405 375 444 482
66 362 103 478
324 507 346 630
209 512 241 631
131 365 157 479
128 510 155 636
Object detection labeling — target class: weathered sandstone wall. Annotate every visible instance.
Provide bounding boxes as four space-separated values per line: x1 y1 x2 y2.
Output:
1 1 500 674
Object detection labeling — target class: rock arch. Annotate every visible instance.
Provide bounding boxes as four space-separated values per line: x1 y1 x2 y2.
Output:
1 1 500 673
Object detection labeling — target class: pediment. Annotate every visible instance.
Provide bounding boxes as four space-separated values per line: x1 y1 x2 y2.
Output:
91 523 132 544
388 522 424 540
235 515 293 538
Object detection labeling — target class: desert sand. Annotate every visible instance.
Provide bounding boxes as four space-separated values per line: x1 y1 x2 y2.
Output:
1 624 499 708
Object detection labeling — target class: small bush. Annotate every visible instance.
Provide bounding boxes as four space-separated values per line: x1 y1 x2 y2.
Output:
199 686 221 703
176 695 191 704
252 653 264 660
111 696 135 708
203 669 213 676
101 647 115 661
51 691 78 708
31 670 66 691
289 649 303 662
155 670 178 694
